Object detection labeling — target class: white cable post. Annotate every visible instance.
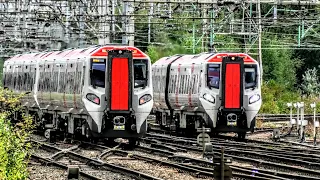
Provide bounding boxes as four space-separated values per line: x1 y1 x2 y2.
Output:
299 102 305 142
287 102 293 124
311 102 316 145
287 102 293 135
294 102 300 132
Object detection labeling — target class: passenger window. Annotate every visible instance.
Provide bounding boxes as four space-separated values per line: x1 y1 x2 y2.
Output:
90 58 106 88
207 64 220 89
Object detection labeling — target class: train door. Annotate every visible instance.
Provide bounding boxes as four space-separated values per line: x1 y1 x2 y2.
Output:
221 56 244 125
107 49 133 112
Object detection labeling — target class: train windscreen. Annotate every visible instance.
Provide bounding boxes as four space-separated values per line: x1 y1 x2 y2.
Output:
244 65 257 89
207 64 220 89
134 59 148 88
90 58 106 88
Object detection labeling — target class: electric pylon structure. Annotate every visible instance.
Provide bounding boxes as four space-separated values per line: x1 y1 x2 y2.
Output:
0 0 320 61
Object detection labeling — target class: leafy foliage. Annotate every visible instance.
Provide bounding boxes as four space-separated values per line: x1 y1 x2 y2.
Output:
0 88 34 180
301 67 320 97
260 80 301 114
261 36 302 89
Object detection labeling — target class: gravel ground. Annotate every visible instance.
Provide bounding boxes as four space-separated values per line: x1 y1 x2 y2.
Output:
31 148 56 158
56 156 134 179
105 155 213 180
130 149 169 161
175 151 254 169
74 148 102 159
28 164 67 180
78 166 133 180
30 134 47 141
174 151 203 159
57 156 84 165
54 142 80 149
247 132 273 140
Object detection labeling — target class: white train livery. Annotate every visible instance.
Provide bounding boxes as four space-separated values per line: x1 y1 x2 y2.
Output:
152 53 262 138
3 45 153 145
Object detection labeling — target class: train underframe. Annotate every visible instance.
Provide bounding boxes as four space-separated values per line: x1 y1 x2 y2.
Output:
15 105 142 147
154 109 256 139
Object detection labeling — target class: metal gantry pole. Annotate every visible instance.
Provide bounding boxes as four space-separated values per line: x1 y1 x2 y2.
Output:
209 6 215 52
148 3 154 44
65 0 70 46
257 0 263 85
192 4 196 53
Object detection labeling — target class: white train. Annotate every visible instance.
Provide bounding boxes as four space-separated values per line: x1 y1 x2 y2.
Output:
3 45 153 145
152 53 262 138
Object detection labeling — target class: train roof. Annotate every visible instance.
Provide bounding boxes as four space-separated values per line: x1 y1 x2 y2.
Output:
153 52 257 66
4 45 148 63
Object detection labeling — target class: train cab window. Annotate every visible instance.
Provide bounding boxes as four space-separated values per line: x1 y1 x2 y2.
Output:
90 58 106 88
244 65 257 89
207 64 220 89
134 59 148 88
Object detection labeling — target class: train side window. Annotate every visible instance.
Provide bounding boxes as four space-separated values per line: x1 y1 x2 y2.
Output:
179 75 183 94
157 75 161 92
174 75 178 93
170 75 174 93
192 75 196 94
169 75 174 93
152 75 156 92
184 75 188 94
187 75 191 94
171 75 175 93
244 65 257 89
207 64 220 89
59 71 66 93
90 58 106 88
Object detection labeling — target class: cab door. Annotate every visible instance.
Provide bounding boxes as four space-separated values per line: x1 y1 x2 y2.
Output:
107 49 133 112
222 56 244 110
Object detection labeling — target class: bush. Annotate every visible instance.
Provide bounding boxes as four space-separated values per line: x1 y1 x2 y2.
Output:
0 88 34 180
260 80 320 114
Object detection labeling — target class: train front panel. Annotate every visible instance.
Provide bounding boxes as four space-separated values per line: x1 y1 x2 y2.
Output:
84 48 153 138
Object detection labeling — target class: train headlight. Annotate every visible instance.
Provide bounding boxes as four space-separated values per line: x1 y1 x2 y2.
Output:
139 94 152 105
86 93 100 105
249 94 260 104
203 93 215 104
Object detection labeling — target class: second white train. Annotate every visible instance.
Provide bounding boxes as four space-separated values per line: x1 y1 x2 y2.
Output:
152 52 262 138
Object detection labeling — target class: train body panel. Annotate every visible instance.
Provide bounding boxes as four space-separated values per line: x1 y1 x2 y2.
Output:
152 52 262 135
152 55 183 110
3 45 153 141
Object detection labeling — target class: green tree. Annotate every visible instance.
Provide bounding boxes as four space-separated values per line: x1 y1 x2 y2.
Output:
262 36 301 88
301 67 320 97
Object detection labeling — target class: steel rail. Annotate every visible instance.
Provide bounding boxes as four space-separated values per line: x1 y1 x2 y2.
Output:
30 153 103 180
30 140 162 180
135 142 286 179
143 134 320 178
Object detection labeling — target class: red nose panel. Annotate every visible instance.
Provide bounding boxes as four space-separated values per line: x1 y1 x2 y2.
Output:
225 64 241 109
111 58 129 110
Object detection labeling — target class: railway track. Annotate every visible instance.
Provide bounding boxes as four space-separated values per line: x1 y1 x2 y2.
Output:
133 143 288 180
147 122 279 138
30 140 162 180
28 127 320 180
142 133 320 180
99 146 277 180
29 135 284 179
